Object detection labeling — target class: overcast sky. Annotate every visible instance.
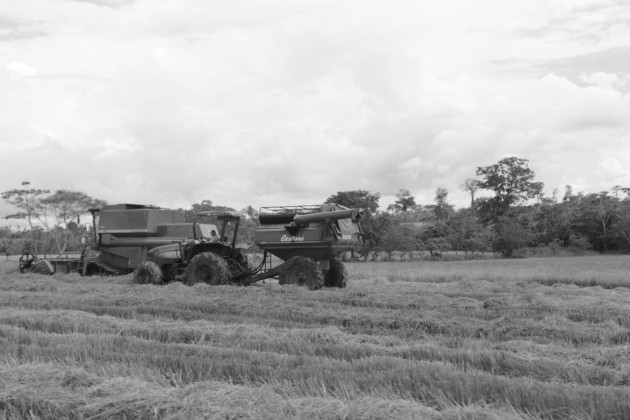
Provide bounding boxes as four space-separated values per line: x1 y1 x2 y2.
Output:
1 0 629 225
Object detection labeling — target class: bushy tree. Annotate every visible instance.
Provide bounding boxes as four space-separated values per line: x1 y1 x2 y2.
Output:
387 189 416 220
380 225 412 260
357 213 396 261
431 186 453 221
424 237 452 258
3 184 110 254
447 208 492 257
494 215 535 257
325 190 381 213
377 224 424 260
476 157 542 222
40 190 106 227
39 190 107 253
531 199 575 246
2 182 50 253
460 178 481 208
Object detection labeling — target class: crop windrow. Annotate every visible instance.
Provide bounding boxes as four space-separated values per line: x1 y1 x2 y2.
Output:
1 256 630 419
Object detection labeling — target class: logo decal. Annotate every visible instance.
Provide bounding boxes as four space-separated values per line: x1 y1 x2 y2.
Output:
281 234 305 242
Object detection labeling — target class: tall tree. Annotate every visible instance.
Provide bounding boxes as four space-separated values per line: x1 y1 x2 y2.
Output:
563 185 573 202
325 190 381 213
476 157 541 221
40 190 106 228
388 189 416 220
2 182 50 254
460 178 481 208
432 186 453 221
39 190 107 253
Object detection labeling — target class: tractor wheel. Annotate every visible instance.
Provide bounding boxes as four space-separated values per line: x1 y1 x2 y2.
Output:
133 261 163 285
324 259 347 288
185 252 231 286
279 256 323 290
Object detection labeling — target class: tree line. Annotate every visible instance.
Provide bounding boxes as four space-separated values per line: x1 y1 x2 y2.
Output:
326 157 630 260
2 156 629 259
1 183 106 255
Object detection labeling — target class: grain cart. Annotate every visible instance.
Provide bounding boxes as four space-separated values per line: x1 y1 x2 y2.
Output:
139 203 363 289
254 203 363 288
19 204 220 276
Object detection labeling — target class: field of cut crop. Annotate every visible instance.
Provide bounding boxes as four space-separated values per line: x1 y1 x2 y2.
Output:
1 255 630 419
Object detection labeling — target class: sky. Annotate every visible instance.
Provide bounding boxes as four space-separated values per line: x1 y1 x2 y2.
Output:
1 0 630 226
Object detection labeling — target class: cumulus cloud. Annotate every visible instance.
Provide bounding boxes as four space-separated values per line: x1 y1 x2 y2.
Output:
1 0 630 216
66 0 136 8
6 62 38 78
0 15 48 40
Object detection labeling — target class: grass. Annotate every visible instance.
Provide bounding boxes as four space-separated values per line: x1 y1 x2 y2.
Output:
347 255 630 288
1 255 629 419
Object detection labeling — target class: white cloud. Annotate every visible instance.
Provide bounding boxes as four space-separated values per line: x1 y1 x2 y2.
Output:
598 156 625 176
580 72 619 90
6 62 38 78
1 0 630 215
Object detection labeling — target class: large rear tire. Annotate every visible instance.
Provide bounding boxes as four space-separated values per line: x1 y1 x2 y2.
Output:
185 252 231 286
324 259 347 288
133 261 163 285
279 256 323 290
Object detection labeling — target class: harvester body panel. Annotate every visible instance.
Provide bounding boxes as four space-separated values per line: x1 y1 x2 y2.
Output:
32 204 220 275
98 206 184 237
254 203 363 262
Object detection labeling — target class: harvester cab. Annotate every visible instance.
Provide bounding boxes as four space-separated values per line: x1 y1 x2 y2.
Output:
195 210 243 248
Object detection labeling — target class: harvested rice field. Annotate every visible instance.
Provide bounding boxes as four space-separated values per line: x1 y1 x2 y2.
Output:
1 255 629 419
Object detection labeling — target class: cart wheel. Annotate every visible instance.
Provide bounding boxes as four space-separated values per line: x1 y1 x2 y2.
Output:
324 259 347 288
185 252 231 286
279 256 323 290
133 261 163 285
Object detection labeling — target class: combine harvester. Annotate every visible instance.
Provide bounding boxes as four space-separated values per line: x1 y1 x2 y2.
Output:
20 204 213 276
20 203 363 289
